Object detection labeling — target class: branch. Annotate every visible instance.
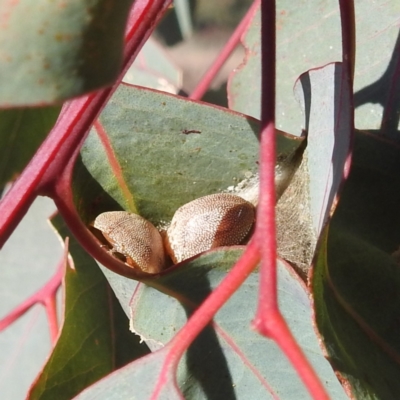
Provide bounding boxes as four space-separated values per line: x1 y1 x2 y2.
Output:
189 0 261 101
252 1 330 399
0 0 172 249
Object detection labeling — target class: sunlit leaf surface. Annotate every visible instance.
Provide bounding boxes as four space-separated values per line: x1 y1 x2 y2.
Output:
0 0 133 105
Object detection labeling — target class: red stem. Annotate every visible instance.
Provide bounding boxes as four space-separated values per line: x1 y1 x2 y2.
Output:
338 0 356 83
150 241 260 398
253 0 278 332
170 241 259 357
338 0 355 182
252 1 330 399
0 0 172 249
0 96 93 248
189 0 260 101
0 242 65 339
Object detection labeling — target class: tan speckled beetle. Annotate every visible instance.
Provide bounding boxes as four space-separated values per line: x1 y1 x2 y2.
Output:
165 193 255 263
93 193 255 272
93 211 165 274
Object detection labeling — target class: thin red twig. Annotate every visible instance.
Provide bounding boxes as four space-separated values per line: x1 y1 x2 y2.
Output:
150 241 260 398
252 1 330 399
0 238 67 344
339 0 356 83
0 0 172 249
253 0 278 332
189 0 260 101
338 0 355 183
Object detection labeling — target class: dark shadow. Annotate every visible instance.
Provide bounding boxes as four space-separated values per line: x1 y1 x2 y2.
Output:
155 7 183 46
72 155 123 224
297 30 400 229
160 261 237 400
326 131 400 400
354 28 400 139
331 62 353 212
298 72 311 133
77 2 132 91
183 299 237 400
168 226 254 400
313 29 400 399
179 84 229 108
156 0 198 46
201 84 229 108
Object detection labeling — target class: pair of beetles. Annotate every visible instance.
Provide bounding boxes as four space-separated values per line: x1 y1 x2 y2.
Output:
92 193 255 274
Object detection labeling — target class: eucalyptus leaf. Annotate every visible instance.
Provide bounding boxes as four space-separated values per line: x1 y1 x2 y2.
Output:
0 107 60 190
229 0 400 136
75 84 303 225
313 131 400 399
0 0 133 105
29 215 149 400
77 249 347 399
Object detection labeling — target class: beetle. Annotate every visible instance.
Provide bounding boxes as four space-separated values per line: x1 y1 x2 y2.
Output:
92 211 165 274
165 193 255 263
